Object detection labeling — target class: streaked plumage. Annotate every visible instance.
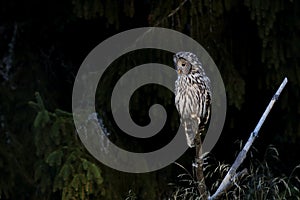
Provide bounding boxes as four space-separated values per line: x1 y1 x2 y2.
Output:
174 52 211 147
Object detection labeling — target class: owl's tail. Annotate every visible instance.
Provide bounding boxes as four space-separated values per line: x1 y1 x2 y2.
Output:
183 119 199 148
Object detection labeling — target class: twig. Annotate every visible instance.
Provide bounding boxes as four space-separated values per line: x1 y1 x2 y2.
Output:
208 77 288 200
174 162 194 180
154 0 189 26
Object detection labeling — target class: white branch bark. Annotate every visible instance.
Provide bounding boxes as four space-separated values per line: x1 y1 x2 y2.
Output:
208 77 288 200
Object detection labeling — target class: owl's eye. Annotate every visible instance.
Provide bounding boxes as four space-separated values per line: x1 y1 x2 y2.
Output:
177 58 188 67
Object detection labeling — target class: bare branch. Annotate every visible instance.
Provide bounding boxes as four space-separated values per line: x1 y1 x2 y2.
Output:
208 77 288 200
154 0 188 26
194 137 209 199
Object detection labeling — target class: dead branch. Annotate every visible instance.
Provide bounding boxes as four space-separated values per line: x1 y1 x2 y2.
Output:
194 136 209 199
208 77 288 200
154 0 188 26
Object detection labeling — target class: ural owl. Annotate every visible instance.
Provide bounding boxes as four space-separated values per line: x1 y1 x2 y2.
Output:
174 52 211 147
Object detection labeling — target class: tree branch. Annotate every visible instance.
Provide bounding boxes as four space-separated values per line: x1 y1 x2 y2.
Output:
208 77 288 200
154 0 188 26
194 137 209 199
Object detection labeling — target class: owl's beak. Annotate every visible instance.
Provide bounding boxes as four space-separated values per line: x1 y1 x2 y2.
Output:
177 69 182 74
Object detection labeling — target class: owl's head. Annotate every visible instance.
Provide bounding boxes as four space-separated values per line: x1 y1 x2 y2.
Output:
173 51 204 76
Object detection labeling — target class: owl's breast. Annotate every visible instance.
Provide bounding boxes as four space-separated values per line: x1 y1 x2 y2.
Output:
175 77 203 119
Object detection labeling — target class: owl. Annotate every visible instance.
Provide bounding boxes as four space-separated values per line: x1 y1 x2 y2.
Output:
174 52 211 148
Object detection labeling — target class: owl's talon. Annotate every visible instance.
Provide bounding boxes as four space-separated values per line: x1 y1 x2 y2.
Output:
192 162 198 168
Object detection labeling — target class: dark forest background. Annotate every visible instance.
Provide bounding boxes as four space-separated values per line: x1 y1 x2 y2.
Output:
0 0 299 199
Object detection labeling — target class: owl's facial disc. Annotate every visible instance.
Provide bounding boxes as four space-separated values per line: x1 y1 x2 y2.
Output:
176 58 191 75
